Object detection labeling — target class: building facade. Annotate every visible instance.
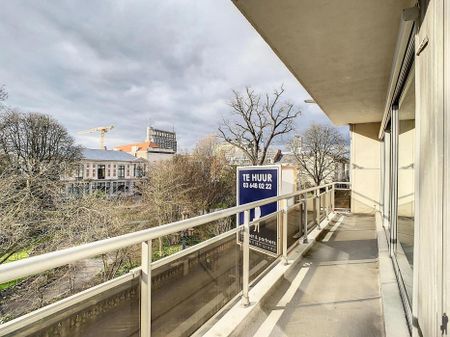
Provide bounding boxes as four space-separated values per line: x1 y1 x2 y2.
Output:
65 148 146 196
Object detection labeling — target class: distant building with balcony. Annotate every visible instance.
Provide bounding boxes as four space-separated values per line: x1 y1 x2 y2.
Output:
114 127 176 163
65 148 146 196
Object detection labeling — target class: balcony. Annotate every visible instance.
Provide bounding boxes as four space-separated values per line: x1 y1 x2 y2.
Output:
0 182 406 337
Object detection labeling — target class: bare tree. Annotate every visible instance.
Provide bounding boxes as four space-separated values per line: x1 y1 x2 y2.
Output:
49 194 137 281
137 140 235 251
1 194 142 323
0 85 7 104
193 134 218 158
218 86 300 165
189 136 235 213
138 159 191 256
0 173 44 264
291 124 348 187
0 111 82 264
0 110 82 179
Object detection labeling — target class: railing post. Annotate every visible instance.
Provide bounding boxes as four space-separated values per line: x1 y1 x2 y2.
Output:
303 194 308 244
242 209 250 307
329 187 333 214
298 198 303 242
315 189 321 229
281 198 288 265
325 187 329 218
141 240 152 337
331 184 335 211
327 186 332 216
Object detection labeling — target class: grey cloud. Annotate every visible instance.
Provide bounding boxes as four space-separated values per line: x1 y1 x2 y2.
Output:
0 0 347 150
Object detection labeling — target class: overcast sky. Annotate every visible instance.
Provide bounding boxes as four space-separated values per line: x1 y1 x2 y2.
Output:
0 1 345 151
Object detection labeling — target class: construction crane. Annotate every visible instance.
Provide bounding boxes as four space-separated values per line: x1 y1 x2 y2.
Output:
78 126 114 149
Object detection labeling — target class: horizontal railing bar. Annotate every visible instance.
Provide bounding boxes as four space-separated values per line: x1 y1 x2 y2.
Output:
0 182 336 284
0 267 140 336
287 202 302 211
150 228 240 270
249 210 281 226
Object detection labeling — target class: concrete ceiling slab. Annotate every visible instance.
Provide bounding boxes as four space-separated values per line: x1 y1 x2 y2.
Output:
233 0 413 125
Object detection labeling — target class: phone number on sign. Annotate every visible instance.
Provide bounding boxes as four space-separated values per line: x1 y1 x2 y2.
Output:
242 182 272 190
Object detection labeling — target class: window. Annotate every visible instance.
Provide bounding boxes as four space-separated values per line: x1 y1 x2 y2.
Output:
134 164 144 177
97 165 106 180
118 165 125 178
76 165 83 179
382 131 391 230
395 67 415 303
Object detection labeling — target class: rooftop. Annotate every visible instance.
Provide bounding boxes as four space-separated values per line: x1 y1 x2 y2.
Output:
114 141 159 153
82 148 140 162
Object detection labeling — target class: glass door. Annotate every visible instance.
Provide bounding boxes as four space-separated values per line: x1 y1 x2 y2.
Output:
395 67 415 303
382 130 391 232
388 64 416 311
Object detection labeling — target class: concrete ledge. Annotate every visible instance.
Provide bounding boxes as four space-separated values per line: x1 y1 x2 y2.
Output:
199 213 336 337
375 212 410 337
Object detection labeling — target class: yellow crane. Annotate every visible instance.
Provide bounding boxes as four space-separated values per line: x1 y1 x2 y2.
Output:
78 125 114 149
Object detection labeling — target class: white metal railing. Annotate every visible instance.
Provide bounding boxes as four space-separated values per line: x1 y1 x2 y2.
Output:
0 181 350 337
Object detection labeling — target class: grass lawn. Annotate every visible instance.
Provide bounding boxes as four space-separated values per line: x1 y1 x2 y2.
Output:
2 250 30 263
0 250 30 291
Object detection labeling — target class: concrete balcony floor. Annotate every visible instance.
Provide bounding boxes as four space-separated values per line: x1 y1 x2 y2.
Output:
236 214 384 337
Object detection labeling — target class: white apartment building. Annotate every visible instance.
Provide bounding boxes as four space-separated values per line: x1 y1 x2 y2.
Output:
65 148 146 196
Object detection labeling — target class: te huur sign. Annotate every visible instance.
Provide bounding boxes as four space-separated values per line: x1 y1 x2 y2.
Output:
236 165 297 257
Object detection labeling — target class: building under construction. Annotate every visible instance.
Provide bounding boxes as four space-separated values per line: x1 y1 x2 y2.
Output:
146 126 177 152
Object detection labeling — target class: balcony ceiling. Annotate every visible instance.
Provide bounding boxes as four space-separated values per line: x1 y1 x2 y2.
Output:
232 0 413 125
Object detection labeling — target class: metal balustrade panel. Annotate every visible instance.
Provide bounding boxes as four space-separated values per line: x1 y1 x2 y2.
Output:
2 273 140 337
286 205 302 250
334 189 351 211
306 197 316 232
150 233 274 337
0 183 343 337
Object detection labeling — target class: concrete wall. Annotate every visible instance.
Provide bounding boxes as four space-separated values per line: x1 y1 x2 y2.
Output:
444 0 450 334
147 152 174 163
350 122 381 214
